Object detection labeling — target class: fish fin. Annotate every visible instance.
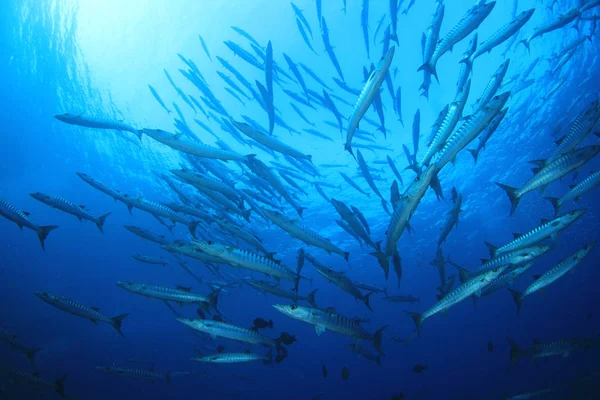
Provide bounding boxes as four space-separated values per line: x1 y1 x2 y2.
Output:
110 313 129 337
95 212 111 234
495 183 520 215
90 319 97 324
315 325 326 336
36 225 59 251
403 311 423 338
507 337 523 365
23 211 30 216
91 307 100 311
512 232 522 239
507 289 523 316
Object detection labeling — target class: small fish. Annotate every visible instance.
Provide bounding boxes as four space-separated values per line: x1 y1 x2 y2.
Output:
342 366 350 380
322 364 328 378
488 341 494 352
413 364 428 373
279 332 297 345
253 318 274 330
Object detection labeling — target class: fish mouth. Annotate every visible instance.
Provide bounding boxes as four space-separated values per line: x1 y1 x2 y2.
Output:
272 305 288 314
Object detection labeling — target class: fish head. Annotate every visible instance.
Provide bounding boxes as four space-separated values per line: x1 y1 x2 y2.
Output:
580 241 597 257
519 8 536 22
29 192 51 202
116 281 137 291
54 113 77 122
561 208 587 225
34 291 53 302
272 304 312 320
576 145 600 161
487 92 511 111
75 172 89 180
516 244 555 261
194 240 226 255
176 317 205 330
477 1 496 16
481 265 508 282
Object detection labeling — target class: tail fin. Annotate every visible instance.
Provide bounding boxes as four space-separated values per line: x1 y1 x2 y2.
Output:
95 212 111 233
520 39 531 54
430 173 444 201
496 183 520 215
343 251 350 262
187 221 199 237
263 348 274 367
296 206 306 218
55 375 67 398
544 197 560 216
242 208 252 222
36 225 59 251
344 143 356 160
404 311 423 337
208 288 221 312
307 289 318 307
417 62 438 82
507 289 523 316
25 347 40 368
370 251 390 280
373 325 387 356
467 148 479 164
110 313 129 337
364 292 374 312
507 337 523 365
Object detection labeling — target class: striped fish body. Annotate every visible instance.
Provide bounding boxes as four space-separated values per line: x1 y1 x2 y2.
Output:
192 352 267 364
471 245 552 278
124 225 170 245
262 209 348 259
178 319 277 347
422 266 508 322
315 267 365 302
472 9 535 60
547 101 600 163
1 368 65 392
345 46 395 154
524 8 580 44
133 197 196 228
456 35 478 95
0 197 41 232
385 165 436 256
232 121 311 161
163 242 225 264
117 282 211 304
132 255 168 266
437 195 463 245
35 292 114 324
30 193 98 223
517 146 600 198
77 172 124 202
521 243 594 299
472 60 510 113
246 280 307 302
528 338 597 359
171 169 240 201
552 170 600 212
96 366 168 382
195 242 297 282
435 92 509 170
481 262 534 297
494 210 585 256
55 114 137 134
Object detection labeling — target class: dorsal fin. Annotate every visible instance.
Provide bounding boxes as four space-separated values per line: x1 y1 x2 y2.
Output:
324 307 336 313
528 159 547 167
541 218 550 225
33 372 40 377
554 136 565 146
23 211 30 216
532 274 541 280
480 258 488 264
91 307 100 311
79 204 87 209
512 232 522 239
176 285 191 292
532 339 541 345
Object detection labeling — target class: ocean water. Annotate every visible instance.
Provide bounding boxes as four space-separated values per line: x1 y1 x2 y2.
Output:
1 0 600 399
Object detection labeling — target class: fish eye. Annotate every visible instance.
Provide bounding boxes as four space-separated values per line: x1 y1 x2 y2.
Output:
207 241 213 245
493 268 500 272
290 305 297 311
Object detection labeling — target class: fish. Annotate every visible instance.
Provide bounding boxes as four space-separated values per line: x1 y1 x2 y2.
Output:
29 192 110 233
231 121 312 161
479 262 535 298
54 113 141 140
0 368 67 397
342 366 350 380
395 86 404 126
485 209 586 257
507 336 599 366
314 265 373 311
35 292 128 336
322 364 328 378
385 165 436 256
273 304 386 355
262 208 349 261
246 279 318 306
389 0 399 44
361 0 369 57
413 365 427 373
346 343 381 366
96 366 172 383
299 63 332 90
456 34 478 96
411 109 420 160
508 242 595 315
132 254 170 267
418 1 496 80
470 9 535 62
545 170 600 215
357 150 386 202
387 156 404 186
520 8 581 52
124 225 170 246
291 3 312 38
467 108 508 164
0 330 39 369
497 145 600 215
117 281 220 312
431 247 447 288
405 266 508 336
0 197 58 251
321 18 345 82
354 282 387 295
253 318 274 330
340 172 371 197
265 41 274 134
198 35 212 61
437 192 463 246
382 295 419 304
420 3 445 97
148 85 172 114
472 60 510 114
192 349 273 365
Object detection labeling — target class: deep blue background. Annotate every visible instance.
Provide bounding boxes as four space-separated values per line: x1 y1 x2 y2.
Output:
1 0 600 399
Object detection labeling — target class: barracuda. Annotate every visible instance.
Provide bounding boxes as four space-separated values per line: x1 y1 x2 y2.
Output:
132 254 169 267
419 1 496 80
193 241 302 288
546 170 600 215
30 192 110 233
192 350 273 365
116 281 220 310
245 278 318 306
0 197 58 251
508 242 595 315
261 208 349 261
357 150 386 201
497 145 600 215
171 168 241 203
456 34 478 96
161 241 225 264
467 108 508 164
437 193 463 246
416 80 471 171
384 165 436 256
434 92 510 171
130 196 200 235
96 366 172 384
124 225 171 246
405 265 508 336
520 8 581 52
54 113 140 139
507 336 599 366
480 262 534 298
486 210 586 257
35 292 128 336
273 304 386 355
76 172 129 205
345 46 395 157
472 60 510 114
231 121 312 161
177 318 279 348
314 265 373 311
470 9 535 62
0 368 67 397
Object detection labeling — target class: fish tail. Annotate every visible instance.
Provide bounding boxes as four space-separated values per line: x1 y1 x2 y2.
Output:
36 225 59 251
507 337 523 365
263 348 274 367
544 197 560 216
135 129 143 141
417 62 438 82
467 148 479 164
404 311 423 337
208 288 222 312
95 212 112 234
430 172 444 201
242 208 252 222
364 292 374 312
110 313 130 337
373 325 388 356
296 206 307 218
404 162 421 173
507 289 523 316
55 375 67 398
187 220 200 237
307 289 318 307
25 347 40 368
344 142 356 160
343 251 350 262
520 39 531 54
495 183 520 215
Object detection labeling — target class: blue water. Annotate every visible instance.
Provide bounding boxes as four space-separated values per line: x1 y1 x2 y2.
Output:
1 0 600 399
